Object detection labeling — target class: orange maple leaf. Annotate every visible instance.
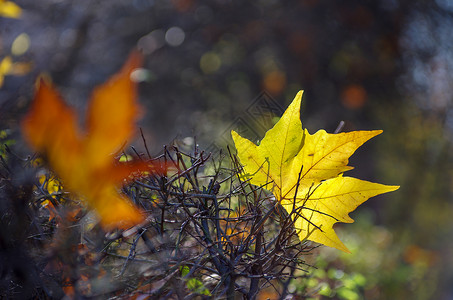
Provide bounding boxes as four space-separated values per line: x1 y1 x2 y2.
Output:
22 52 149 229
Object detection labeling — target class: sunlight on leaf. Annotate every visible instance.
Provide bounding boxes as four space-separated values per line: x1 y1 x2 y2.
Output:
0 55 32 87
232 91 399 252
39 175 61 221
0 56 12 87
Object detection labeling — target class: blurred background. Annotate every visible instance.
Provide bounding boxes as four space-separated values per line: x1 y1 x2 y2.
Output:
1 0 452 298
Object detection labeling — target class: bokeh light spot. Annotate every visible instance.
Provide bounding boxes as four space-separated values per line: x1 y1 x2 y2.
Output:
138 30 165 54
165 27 185 47
341 84 367 109
200 52 221 74
262 70 286 95
130 68 152 82
11 33 30 56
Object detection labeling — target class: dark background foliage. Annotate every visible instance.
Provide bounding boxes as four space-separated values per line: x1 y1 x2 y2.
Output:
1 0 453 298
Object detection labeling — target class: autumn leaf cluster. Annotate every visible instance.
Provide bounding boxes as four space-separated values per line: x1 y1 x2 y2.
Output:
15 52 399 298
22 54 398 250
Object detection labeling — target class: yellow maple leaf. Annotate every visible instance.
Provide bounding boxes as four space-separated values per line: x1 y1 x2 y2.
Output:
232 91 399 252
22 52 149 230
